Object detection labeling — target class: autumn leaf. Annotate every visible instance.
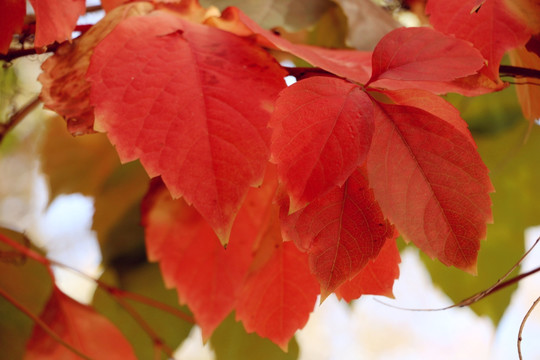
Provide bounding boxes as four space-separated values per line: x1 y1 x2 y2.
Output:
281 166 395 297
0 0 25 53
141 179 255 339
368 27 485 86
379 88 474 144
39 2 155 135
271 76 374 212
504 0 540 33
141 167 278 339
25 287 136 360
367 101 493 272
88 11 286 243
236 240 319 350
29 0 86 48
335 233 400 302
426 0 532 80
508 46 540 124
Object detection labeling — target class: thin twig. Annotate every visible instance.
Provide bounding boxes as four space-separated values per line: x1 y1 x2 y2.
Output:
0 287 94 360
376 236 540 312
283 66 335 79
0 95 41 143
0 230 194 324
518 295 540 360
500 65 540 79
48 257 195 324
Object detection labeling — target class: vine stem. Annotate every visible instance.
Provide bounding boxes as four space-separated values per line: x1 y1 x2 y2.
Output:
48 258 195 324
0 95 41 144
375 236 540 312
0 287 93 360
518 295 540 360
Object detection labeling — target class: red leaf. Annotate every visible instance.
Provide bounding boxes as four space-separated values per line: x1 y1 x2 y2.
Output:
0 0 25 54
379 88 474 144
281 166 394 297
39 2 155 136
25 287 136 360
270 76 374 212
29 0 86 48
368 70 507 96
87 12 286 243
142 179 252 339
142 167 279 339
210 7 373 83
508 46 540 124
335 233 401 302
368 27 485 86
367 102 493 273
236 240 319 350
426 0 532 80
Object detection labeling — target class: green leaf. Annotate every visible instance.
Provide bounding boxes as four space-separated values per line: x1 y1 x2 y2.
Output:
211 313 299 360
0 65 18 123
200 0 332 30
422 89 540 324
0 229 53 359
92 263 193 360
40 117 122 200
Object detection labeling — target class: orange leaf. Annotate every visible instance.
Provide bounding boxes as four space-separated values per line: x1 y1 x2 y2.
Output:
141 179 254 339
236 241 319 350
508 46 540 124
368 27 485 86
29 0 86 48
367 101 493 273
39 2 155 135
427 0 532 80
142 167 279 339
87 12 286 244
25 287 136 360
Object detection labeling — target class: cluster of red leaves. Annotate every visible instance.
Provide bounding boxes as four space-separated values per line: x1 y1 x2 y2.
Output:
2 0 538 351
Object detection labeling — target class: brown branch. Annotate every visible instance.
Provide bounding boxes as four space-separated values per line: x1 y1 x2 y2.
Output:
500 65 540 79
518 295 540 360
0 287 94 360
376 236 540 312
0 95 41 144
48 259 195 324
283 66 335 79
